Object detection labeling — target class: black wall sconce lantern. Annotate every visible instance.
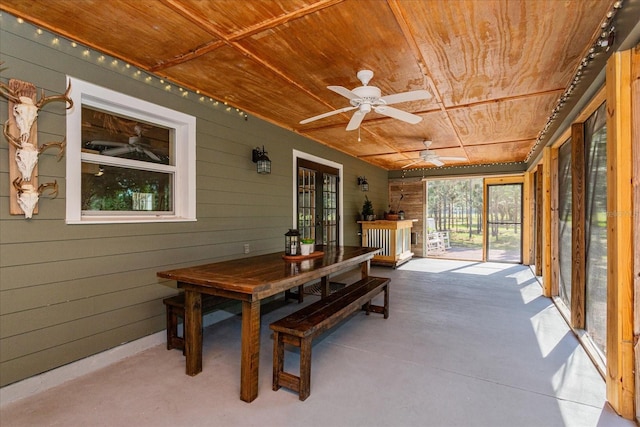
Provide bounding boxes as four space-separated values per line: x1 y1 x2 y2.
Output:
357 176 369 192
252 146 271 174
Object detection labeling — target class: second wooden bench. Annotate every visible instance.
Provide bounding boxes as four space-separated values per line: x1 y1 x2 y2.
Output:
270 275 390 400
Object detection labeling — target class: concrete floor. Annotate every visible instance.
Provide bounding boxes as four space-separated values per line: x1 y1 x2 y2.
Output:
1 259 635 427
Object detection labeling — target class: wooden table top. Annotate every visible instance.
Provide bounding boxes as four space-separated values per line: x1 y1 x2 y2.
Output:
157 246 379 300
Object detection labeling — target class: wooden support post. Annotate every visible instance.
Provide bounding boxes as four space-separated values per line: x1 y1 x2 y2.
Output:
571 122 586 329
550 147 559 297
605 48 635 420
631 44 640 425
542 147 553 297
522 170 535 265
535 165 543 277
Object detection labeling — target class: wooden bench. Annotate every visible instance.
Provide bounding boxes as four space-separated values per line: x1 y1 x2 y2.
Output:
270 275 390 400
163 293 228 353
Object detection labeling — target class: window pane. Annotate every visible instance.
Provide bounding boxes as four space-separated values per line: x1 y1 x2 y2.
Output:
82 106 172 165
297 167 315 240
486 184 522 263
557 139 572 308
82 164 173 212
322 173 338 246
584 102 607 356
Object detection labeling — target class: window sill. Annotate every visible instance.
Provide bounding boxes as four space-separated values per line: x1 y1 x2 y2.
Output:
66 216 197 224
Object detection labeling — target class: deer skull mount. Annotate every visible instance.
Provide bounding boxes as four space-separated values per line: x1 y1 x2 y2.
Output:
12 178 58 219
4 120 66 180
0 78 71 217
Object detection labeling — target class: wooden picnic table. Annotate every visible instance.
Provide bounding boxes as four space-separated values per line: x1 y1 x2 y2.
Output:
157 245 379 402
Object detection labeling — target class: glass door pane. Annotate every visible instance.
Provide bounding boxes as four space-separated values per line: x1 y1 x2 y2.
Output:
557 139 573 308
584 102 607 357
297 167 315 241
322 173 338 246
425 178 483 260
297 159 340 247
486 184 523 263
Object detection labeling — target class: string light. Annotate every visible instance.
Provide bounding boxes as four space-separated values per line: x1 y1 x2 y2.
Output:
402 161 526 174
524 0 624 163
1 12 250 122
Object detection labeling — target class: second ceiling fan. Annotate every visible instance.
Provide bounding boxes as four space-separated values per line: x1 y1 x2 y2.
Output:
299 69 431 131
403 139 467 168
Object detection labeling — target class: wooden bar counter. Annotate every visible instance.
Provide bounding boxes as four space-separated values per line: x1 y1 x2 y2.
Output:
358 220 415 268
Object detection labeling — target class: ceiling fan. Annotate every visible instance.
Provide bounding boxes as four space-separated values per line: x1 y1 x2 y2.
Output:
85 125 165 162
402 140 467 168
299 69 431 131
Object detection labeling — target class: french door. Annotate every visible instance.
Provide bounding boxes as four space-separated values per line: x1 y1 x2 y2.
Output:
297 158 340 246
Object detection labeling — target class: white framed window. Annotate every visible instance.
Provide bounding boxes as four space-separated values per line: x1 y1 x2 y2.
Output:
65 77 196 224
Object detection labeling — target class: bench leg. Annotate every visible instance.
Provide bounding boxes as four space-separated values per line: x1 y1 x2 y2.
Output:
166 305 184 351
383 284 389 319
299 338 312 401
273 331 283 391
360 283 390 318
166 305 174 350
178 313 186 355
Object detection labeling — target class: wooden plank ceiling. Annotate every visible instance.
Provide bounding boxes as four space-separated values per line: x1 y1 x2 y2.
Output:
0 0 615 170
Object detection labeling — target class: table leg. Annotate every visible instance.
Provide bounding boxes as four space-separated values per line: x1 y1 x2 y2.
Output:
361 259 370 278
320 276 330 298
240 299 261 402
184 289 202 376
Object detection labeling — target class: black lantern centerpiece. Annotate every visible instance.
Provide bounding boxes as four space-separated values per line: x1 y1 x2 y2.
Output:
285 229 300 256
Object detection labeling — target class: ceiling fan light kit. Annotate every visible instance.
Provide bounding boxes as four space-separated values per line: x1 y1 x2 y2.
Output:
299 69 431 131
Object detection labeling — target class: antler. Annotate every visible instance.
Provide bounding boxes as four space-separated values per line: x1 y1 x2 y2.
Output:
12 177 24 194
38 180 59 198
39 139 66 161
0 77 21 104
35 82 73 110
3 119 23 149
0 64 23 103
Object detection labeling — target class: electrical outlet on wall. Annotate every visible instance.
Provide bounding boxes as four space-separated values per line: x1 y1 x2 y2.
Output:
243 243 250 254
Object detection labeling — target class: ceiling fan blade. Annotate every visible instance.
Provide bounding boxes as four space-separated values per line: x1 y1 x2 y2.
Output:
380 89 431 105
346 110 366 131
143 149 162 162
300 106 357 124
327 85 360 100
374 106 422 124
402 159 423 168
101 146 133 157
429 158 444 167
88 140 127 147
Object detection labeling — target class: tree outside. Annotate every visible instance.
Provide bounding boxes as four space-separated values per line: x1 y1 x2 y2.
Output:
426 178 522 262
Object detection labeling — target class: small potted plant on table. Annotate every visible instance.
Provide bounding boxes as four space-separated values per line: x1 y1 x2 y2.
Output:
300 238 315 256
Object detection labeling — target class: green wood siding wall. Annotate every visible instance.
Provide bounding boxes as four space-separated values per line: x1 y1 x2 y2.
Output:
0 16 388 387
